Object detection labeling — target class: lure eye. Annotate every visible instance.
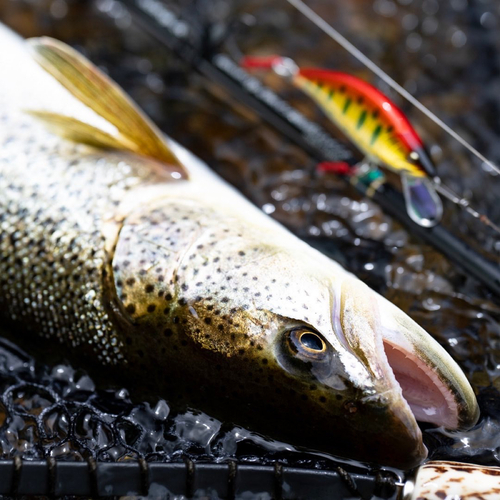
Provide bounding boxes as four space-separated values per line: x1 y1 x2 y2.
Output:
289 328 327 357
408 151 420 162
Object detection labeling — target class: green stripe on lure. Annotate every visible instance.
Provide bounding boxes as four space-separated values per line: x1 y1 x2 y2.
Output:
0 24 479 469
241 55 444 228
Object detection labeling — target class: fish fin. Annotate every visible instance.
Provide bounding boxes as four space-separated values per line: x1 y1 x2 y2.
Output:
25 110 130 151
27 37 187 175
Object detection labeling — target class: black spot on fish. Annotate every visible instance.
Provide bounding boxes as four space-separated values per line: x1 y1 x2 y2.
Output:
145 284 154 293
126 304 136 314
147 304 156 313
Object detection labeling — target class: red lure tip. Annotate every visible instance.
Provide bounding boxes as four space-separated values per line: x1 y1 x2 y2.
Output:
317 161 353 176
240 55 285 70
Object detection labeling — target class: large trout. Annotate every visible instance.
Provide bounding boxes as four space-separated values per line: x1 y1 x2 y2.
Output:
0 23 478 468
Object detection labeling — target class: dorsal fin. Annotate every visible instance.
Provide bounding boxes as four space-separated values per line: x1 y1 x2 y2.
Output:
27 37 187 175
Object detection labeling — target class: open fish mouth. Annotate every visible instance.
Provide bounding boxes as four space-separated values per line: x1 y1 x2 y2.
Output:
383 339 459 429
340 277 479 435
377 293 479 432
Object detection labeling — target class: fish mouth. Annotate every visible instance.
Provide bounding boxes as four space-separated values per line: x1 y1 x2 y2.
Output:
376 292 479 432
383 339 458 429
340 278 479 433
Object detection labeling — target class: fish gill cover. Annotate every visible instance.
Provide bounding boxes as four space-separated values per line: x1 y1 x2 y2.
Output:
0 0 500 495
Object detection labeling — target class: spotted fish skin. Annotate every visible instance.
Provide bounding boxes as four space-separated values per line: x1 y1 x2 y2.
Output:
0 24 479 468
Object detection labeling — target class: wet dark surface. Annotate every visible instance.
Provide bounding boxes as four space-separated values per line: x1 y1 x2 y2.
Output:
1 0 500 485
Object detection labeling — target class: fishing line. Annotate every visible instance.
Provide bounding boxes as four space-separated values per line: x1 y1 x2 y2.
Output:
285 0 500 177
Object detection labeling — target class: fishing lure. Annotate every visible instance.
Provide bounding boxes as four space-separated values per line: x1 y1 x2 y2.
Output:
241 55 500 234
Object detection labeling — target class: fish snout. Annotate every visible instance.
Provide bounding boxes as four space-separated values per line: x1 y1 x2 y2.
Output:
339 277 479 433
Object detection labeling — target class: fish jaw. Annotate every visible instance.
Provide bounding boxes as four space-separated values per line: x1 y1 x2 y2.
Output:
339 277 479 437
375 293 479 430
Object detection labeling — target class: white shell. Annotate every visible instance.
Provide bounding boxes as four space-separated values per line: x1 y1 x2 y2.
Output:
404 461 500 500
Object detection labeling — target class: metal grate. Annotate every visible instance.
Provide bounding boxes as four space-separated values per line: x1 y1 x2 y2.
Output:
0 458 400 498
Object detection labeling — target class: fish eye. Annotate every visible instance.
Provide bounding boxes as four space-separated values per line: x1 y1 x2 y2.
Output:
299 331 326 352
276 327 333 380
289 328 327 356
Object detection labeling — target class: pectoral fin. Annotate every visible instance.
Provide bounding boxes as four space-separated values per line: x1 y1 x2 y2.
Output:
27 37 186 175
25 110 131 151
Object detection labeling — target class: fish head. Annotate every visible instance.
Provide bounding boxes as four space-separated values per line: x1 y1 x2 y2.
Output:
212 247 478 469
112 200 478 468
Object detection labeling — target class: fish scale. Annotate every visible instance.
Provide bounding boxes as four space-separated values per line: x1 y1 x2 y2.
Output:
0 113 128 364
0 23 479 468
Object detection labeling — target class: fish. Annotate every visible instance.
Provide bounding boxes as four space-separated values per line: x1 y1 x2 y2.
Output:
0 23 479 469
